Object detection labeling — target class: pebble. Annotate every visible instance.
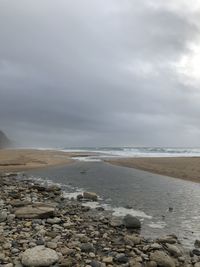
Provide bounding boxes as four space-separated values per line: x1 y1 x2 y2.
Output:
0 173 197 267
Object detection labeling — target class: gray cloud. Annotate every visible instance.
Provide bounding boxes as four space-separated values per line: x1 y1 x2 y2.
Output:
0 0 200 147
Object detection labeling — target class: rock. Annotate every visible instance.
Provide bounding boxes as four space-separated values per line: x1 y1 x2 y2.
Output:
90 261 105 267
47 217 61 224
110 217 123 227
123 214 141 229
77 194 83 201
83 192 98 201
10 200 31 207
150 243 162 250
150 250 175 267
0 130 11 148
145 261 157 267
193 249 200 256
21 245 59 266
124 234 141 245
194 263 200 267
80 243 94 253
102 257 113 264
164 243 182 257
115 253 128 263
157 235 177 244
15 203 55 219
195 240 200 248
46 242 57 249
0 211 7 222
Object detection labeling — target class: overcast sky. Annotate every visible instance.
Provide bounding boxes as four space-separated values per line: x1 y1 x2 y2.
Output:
1 0 200 147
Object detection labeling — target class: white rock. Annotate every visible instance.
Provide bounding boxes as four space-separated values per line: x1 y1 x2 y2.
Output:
21 246 59 266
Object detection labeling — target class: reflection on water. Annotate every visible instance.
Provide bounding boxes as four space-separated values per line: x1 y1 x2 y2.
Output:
28 161 200 248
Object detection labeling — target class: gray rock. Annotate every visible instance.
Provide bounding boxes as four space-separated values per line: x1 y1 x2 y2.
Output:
83 192 98 201
193 249 200 256
123 214 141 229
0 211 7 222
21 245 59 266
110 217 123 227
80 243 94 253
90 261 105 267
115 253 129 263
47 217 61 224
15 203 55 219
164 243 183 257
150 250 175 267
46 242 57 249
157 235 177 244
195 240 200 248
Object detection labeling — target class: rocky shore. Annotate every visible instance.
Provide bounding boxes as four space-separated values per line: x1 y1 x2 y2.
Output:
0 172 199 267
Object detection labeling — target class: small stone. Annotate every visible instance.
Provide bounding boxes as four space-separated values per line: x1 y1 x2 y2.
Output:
80 243 94 253
36 239 45 245
21 246 59 266
145 261 157 267
110 217 123 227
83 192 98 201
47 217 61 224
0 211 7 222
89 252 96 258
24 221 32 227
115 253 128 263
193 249 200 256
102 257 113 264
123 214 141 229
46 242 57 249
195 240 200 248
165 243 182 257
90 261 105 267
150 250 175 267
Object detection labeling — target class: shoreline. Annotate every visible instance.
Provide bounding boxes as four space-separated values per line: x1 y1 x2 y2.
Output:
0 149 95 173
0 172 198 266
106 157 200 183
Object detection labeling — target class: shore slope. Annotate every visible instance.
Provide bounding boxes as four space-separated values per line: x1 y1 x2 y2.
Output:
107 157 200 183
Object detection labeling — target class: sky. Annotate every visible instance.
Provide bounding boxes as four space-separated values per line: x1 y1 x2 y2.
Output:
0 0 200 147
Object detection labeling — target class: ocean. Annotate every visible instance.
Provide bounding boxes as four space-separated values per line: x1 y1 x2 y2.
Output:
62 146 200 161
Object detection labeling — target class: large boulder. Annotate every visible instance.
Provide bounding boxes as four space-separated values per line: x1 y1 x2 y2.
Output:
15 203 55 219
0 130 11 149
123 214 141 229
21 246 59 266
150 250 175 267
83 191 98 201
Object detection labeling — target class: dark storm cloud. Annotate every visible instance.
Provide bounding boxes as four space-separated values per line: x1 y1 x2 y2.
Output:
0 0 200 147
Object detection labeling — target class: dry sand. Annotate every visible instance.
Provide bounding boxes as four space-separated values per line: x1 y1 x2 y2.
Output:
107 157 200 183
0 149 88 172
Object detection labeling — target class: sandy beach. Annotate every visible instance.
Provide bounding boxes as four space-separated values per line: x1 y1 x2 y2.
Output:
0 149 88 172
107 157 200 183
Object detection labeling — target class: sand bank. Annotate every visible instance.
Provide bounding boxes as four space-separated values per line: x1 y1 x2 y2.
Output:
107 157 200 183
0 149 89 172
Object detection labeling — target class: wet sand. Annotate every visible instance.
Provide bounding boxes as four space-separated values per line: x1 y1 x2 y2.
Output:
0 149 90 172
107 157 200 183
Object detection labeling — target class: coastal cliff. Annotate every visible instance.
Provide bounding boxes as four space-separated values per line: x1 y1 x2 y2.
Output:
0 130 11 149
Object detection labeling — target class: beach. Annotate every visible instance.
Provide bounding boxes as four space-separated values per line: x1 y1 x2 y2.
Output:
107 157 200 183
0 149 88 172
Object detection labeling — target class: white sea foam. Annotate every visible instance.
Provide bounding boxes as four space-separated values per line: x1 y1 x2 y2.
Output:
111 207 152 219
148 221 167 229
61 147 200 162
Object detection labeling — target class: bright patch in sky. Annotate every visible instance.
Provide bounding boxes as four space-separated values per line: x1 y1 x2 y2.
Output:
176 41 200 82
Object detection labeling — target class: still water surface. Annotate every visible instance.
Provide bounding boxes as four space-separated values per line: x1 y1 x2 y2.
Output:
28 161 200 248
